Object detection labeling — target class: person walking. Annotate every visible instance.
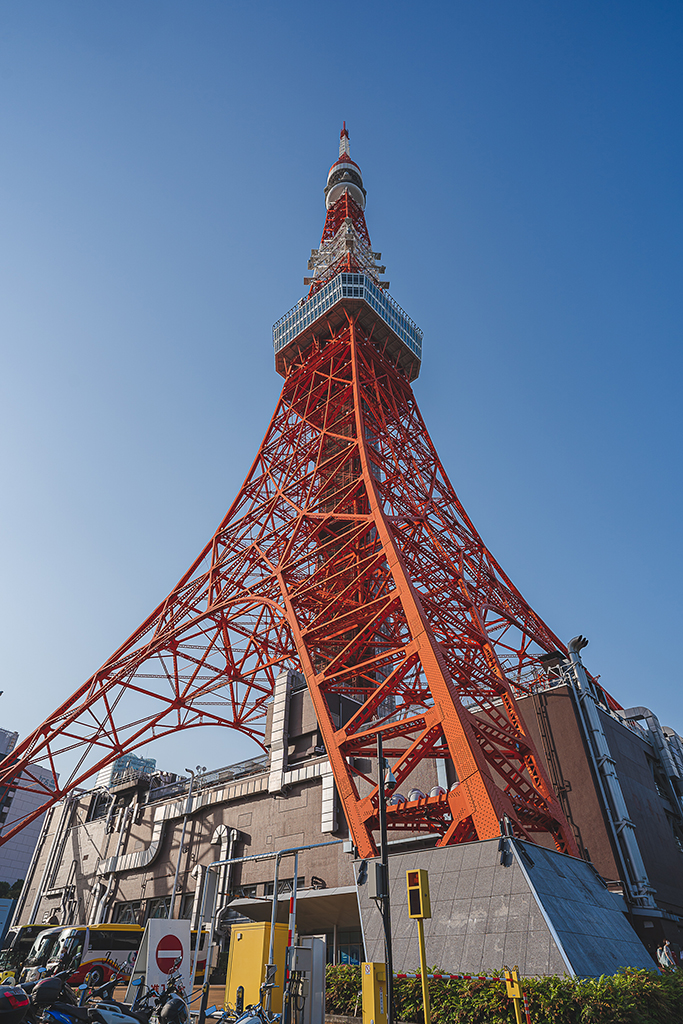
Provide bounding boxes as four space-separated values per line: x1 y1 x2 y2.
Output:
662 940 678 970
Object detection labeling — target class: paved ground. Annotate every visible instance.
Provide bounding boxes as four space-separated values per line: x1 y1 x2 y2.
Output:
113 984 227 1013
190 985 227 1011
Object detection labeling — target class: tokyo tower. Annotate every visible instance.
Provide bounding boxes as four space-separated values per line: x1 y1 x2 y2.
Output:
0 126 580 860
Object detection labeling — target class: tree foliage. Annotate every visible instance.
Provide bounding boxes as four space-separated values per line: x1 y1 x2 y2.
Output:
0 879 23 900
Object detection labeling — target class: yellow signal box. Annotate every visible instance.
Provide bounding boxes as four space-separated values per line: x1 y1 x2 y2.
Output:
504 968 524 1024
504 968 521 999
406 869 431 919
361 962 388 1024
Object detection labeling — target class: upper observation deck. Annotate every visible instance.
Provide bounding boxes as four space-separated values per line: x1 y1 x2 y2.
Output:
273 271 423 381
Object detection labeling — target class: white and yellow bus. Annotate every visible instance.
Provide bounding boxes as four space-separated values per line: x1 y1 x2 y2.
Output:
0 925 50 983
21 925 142 985
21 923 210 986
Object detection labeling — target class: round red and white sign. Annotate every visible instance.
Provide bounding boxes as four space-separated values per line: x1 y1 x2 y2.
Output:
155 934 184 974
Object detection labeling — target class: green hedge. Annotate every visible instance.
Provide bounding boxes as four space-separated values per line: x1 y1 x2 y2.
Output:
325 964 683 1024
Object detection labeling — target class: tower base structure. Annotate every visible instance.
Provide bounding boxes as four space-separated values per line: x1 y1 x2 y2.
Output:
356 838 655 978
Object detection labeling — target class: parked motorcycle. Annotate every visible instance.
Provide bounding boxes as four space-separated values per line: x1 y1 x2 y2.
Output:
28 969 188 1024
29 970 81 1024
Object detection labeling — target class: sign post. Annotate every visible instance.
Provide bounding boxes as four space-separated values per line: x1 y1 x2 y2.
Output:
406 870 431 1024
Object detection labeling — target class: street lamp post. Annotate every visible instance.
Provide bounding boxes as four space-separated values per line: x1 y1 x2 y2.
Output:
377 732 395 1024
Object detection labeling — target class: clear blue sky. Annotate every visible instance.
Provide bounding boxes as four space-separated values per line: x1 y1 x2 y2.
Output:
0 1 681 777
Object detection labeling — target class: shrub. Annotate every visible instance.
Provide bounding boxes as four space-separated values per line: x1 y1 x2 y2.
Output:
324 965 683 1024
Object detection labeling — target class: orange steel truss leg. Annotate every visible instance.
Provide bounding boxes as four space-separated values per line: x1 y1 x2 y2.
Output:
0 316 577 860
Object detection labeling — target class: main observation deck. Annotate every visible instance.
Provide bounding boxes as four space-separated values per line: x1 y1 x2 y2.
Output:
273 272 423 381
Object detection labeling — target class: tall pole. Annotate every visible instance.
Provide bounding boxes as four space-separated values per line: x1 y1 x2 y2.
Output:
417 918 431 1024
287 851 299 953
169 770 195 919
265 851 283 1015
377 733 394 1024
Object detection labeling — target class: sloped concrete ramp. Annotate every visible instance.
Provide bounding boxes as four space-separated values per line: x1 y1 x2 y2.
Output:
357 837 654 978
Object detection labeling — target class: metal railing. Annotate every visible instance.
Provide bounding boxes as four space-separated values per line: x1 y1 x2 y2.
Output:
273 272 423 359
146 755 269 804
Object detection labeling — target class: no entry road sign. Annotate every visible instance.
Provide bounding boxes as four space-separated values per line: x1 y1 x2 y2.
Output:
156 933 184 974
124 920 191 1004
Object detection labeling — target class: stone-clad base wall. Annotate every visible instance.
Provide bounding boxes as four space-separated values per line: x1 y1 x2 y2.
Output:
357 837 654 978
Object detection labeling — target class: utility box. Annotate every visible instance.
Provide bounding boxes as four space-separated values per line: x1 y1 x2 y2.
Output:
224 922 288 1013
362 962 387 1024
287 946 313 973
300 937 325 1024
367 863 387 900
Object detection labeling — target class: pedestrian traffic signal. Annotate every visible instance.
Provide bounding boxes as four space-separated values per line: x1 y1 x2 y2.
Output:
406 869 431 919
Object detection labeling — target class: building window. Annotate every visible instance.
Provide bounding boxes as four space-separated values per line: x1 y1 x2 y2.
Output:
231 885 258 899
114 897 180 923
146 897 171 920
264 877 305 897
336 928 363 966
646 756 670 800
113 901 142 925
666 813 683 855
179 894 194 920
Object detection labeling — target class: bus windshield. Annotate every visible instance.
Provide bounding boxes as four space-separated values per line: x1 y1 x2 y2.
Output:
51 929 84 971
0 926 52 982
0 945 21 972
0 929 33 971
23 928 63 968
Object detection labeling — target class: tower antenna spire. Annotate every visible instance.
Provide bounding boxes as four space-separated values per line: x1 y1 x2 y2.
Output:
339 120 350 157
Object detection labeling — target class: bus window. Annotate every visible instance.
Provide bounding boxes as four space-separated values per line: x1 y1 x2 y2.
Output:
88 930 140 951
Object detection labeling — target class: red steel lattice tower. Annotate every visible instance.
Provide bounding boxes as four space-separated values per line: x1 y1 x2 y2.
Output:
0 128 583 859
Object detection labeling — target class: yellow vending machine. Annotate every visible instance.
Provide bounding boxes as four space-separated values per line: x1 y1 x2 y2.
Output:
224 921 288 1013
